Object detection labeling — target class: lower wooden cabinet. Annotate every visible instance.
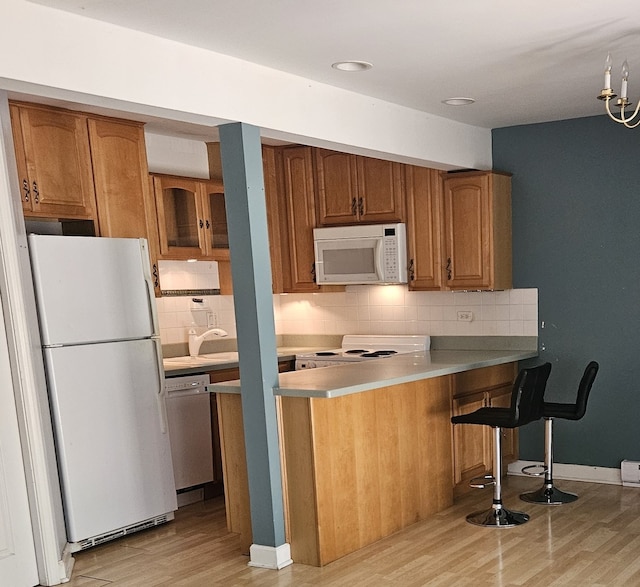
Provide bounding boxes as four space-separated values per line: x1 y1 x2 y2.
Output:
451 363 518 497
217 376 454 566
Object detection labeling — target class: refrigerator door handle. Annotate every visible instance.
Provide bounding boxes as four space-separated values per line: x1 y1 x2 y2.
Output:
139 239 168 434
139 239 161 338
153 337 168 434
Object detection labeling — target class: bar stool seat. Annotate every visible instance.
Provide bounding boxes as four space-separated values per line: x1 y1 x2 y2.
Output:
451 362 551 527
520 361 599 505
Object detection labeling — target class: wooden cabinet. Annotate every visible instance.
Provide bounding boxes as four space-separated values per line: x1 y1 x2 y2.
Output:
204 143 286 295
451 363 518 497
87 117 161 295
314 148 404 226
405 165 444 290
277 146 320 292
152 173 228 261
10 102 164 294
218 375 453 565
443 170 512 290
10 102 97 220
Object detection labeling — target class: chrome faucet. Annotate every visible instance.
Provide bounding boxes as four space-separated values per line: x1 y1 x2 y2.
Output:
188 327 229 357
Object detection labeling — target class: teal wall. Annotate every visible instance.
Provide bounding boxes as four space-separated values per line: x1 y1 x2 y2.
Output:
493 115 640 468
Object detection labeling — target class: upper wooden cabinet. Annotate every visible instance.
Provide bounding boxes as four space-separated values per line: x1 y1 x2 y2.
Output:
152 174 228 261
87 117 161 295
314 148 404 226
10 103 97 220
442 170 512 290
405 166 444 291
277 146 319 293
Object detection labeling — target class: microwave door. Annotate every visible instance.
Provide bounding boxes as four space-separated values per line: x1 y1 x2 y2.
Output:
316 238 380 284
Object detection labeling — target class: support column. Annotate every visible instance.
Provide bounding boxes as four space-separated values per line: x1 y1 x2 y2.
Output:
218 123 291 570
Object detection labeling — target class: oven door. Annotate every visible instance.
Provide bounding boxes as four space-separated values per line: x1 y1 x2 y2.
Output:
314 237 384 284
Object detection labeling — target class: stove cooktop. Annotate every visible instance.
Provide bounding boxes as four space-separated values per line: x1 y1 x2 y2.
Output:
296 335 431 364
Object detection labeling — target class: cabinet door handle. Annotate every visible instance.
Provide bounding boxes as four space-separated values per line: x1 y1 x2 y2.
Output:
446 257 452 280
358 197 364 216
205 219 211 229
199 219 204 229
408 258 415 281
311 262 316 281
152 263 159 288
351 197 357 215
32 181 39 204
22 179 30 203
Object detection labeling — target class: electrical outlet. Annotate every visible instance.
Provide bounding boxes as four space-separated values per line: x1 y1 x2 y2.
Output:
207 312 217 328
457 310 473 322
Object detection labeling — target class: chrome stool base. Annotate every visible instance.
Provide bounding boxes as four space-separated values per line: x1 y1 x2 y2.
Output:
520 483 578 505
466 506 530 527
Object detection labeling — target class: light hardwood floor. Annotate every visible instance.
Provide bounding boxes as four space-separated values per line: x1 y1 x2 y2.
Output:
59 476 640 586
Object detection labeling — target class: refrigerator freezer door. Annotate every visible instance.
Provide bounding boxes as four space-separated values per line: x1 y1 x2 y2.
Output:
28 235 158 345
44 339 176 542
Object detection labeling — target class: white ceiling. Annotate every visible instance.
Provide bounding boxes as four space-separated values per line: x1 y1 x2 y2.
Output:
28 0 640 130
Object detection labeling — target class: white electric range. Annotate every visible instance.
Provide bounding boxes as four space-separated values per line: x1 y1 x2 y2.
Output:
295 334 431 370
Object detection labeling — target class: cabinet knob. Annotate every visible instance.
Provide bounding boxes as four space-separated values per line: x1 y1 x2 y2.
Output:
446 257 452 280
32 181 39 204
22 179 30 203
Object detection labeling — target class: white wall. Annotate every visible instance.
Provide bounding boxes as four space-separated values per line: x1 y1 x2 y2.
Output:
0 0 491 171
157 286 538 345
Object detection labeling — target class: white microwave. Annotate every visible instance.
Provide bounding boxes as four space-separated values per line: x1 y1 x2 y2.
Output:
313 223 408 285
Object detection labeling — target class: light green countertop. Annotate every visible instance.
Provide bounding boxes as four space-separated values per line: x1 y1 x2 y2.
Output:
162 346 327 377
207 348 538 399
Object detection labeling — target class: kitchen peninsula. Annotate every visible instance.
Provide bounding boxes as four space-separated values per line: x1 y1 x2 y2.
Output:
207 340 538 566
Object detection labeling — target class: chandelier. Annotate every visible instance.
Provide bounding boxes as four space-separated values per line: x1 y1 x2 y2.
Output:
598 53 640 128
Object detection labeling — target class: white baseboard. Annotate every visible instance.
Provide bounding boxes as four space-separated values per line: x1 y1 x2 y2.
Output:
508 460 622 486
248 543 293 570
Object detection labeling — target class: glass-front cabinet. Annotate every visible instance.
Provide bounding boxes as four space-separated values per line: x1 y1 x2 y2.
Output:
152 174 229 260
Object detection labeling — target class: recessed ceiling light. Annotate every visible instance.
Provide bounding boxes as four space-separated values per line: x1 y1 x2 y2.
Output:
331 61 373 72
442 97 475 106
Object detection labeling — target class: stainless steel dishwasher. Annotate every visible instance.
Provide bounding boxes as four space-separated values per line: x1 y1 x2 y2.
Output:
164 374 213 497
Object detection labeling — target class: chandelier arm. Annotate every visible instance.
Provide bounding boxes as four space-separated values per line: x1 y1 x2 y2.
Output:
619 101 640 125
604 98 640 127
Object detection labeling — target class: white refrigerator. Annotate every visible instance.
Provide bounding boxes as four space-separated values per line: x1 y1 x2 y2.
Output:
28 235 177 552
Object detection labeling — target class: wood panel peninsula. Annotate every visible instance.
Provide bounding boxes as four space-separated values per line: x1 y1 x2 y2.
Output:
208 341 538 566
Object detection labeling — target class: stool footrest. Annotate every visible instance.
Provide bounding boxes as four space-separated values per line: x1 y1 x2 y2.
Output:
469 474 495 489
521 464 547 477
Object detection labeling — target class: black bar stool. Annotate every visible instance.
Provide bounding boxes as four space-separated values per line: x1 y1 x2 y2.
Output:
451 362 551 527
520 361 599 505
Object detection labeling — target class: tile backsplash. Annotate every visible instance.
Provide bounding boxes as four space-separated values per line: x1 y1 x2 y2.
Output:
156 285 538 345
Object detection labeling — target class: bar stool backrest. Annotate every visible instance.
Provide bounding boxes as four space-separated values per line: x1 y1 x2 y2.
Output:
568 361 599 420
510 362 552 427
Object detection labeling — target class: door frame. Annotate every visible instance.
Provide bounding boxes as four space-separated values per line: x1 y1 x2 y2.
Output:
0 92 73 584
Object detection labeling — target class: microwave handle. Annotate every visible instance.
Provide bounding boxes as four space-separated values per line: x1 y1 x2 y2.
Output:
375 238 385 280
